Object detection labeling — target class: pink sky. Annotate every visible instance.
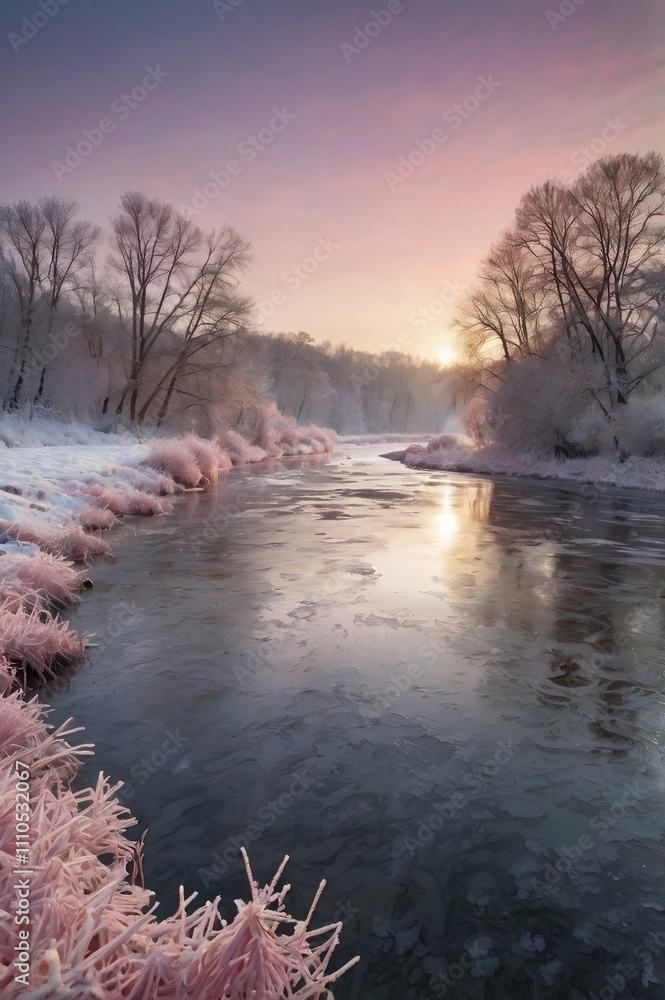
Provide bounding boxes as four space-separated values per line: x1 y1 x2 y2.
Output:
1 0 663 359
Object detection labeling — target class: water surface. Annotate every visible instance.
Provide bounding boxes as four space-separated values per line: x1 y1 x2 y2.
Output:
43 446 665 999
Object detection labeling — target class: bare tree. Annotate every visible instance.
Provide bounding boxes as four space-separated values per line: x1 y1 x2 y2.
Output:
0 197 99 408
454 231 547 406
136 230 252 424
0 201 46 408
515 153 665 409
456 232 547 362
109 192 201 419
40 197 101 311
268 332 333 423
109 192 252 422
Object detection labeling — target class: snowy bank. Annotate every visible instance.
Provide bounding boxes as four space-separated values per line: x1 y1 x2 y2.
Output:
383 435 665 492
338 433 438 446
0 422 359 998
0 411 336 574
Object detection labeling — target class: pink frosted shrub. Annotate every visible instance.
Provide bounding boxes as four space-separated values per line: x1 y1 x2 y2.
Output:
48 526 113 565
185 850 359 999
220 429 268 464
120 488 173 516
122 465 181 496
0 597 88 685
142 436 233 487
75 482 131 515
250 401 336 457
0 520 112 565
78 505 118 530
76 482 172 516
302 426 337 453
0 587 24 616
0 653 13 693
142 439 209 488
249 401 295 456
181 434 231 483
274 417 303 452
115 487 172 516
0 552 80 606
427 433 464 452
0 701 358 1000
0 690 91 777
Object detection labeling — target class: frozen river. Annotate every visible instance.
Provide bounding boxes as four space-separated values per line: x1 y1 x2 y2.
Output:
43 445 665 999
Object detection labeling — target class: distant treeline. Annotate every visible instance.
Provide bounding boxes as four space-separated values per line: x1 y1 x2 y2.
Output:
455 152 665 457
249 331 456 434
0 191 455 435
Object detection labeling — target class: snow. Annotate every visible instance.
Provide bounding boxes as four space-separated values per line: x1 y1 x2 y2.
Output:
0 412 337 555
0 409 144 449
338 433 439 445
384 438 665 492
0 419 358 998
0 444 150 555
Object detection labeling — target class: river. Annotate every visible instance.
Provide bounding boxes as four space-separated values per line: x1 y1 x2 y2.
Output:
41 445 665 1000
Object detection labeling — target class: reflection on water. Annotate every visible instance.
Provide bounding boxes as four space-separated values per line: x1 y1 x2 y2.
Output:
41 448 665 1000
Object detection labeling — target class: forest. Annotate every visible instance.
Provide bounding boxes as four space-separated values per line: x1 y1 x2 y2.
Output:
0 191 455 436
3 152 664 458
455 151 665 458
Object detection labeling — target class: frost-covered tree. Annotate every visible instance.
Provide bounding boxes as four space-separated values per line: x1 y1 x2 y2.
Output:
456 231 548 368
457 152 665 455
248 332 457 433
0 198 99 409
108 191 252 423
516 152 665 410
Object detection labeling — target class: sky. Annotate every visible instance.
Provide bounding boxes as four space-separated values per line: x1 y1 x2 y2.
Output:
1 0 663 362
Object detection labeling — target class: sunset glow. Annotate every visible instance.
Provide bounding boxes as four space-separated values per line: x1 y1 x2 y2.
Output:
434 346 458 367
1 0 663 358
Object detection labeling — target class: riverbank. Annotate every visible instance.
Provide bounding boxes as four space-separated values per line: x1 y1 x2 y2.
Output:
32 443 665 999
0 422 360 998
383 435 665 492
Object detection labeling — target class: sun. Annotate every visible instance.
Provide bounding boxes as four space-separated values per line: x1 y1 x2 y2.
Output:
434 346 457 367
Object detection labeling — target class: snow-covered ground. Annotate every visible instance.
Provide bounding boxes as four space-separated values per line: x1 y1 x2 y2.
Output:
0 409 336 559
337 433 437 445
385 435 665 492
0 411 339 681
0 417 360 998
1 445 147 533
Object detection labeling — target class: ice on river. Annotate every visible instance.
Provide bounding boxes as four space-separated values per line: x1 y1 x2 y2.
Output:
41 446 665 1000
